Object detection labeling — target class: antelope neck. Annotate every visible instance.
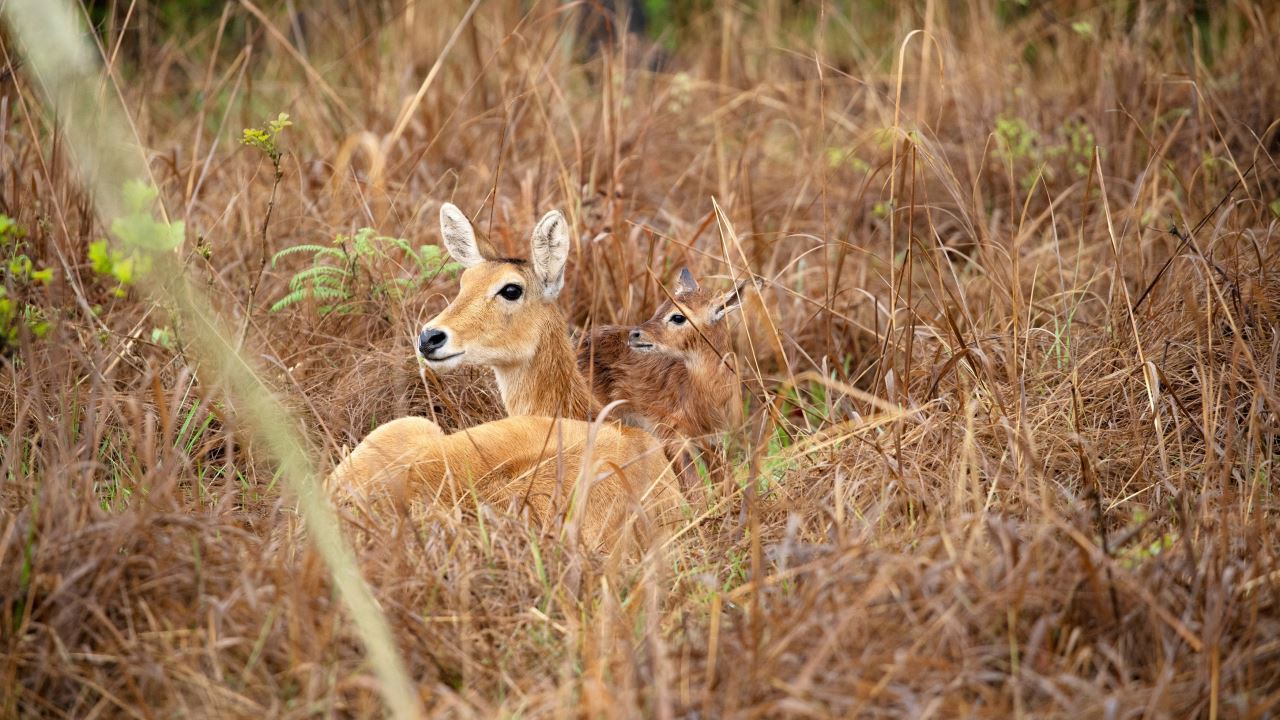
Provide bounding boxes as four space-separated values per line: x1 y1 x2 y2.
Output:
683 346 723 380
492 314 596 420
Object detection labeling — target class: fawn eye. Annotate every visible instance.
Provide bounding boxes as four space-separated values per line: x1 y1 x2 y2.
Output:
497 283 523 301
668 313 687 325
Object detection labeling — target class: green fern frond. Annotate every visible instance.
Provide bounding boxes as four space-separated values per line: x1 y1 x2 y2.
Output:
287 275 341 295
271 226 459 314
289 265 349 283
271 244 348 266
269 289 309 313
309 285 349 300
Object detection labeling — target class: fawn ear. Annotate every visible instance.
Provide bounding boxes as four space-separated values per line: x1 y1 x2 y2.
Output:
675 267 699 295
531 209 569 299
439 203 487 268
710 280 752 323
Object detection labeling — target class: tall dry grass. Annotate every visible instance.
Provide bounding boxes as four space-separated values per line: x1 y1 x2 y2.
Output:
2 0 1279 716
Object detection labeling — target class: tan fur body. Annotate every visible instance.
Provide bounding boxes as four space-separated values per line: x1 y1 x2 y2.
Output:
330 415 680 549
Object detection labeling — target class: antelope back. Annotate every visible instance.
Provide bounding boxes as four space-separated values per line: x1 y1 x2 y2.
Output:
331 414 682 550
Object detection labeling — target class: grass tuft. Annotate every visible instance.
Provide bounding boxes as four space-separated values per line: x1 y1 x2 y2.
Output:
2 0 1280 715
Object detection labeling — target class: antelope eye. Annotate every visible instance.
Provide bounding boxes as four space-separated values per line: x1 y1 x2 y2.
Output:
669 313 687 325
498 283 523 301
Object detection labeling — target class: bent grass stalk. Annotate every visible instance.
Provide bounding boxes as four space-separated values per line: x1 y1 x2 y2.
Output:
0 1 423 716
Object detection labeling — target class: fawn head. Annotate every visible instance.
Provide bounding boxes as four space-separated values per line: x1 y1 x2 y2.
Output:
419 203 570 371
628 268 748 360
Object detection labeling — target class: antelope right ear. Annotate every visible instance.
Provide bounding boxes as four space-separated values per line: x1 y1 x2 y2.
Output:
710 279 752 323
674 267 699 295
439 203 486 268
531 209 570 299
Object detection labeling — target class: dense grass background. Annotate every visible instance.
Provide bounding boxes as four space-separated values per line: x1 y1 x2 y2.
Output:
2 0 1279 716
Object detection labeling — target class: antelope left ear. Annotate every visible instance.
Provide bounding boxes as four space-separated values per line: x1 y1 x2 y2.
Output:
674 267 699 295
531 209 570 299
710 280 751 323
439 203 488 268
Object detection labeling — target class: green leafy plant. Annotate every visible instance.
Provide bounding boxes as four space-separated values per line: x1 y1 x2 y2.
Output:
1119 530 1178 570
86 181 187 354
995 115 1037 164
88 239 134 295
995 114 1098 189
0 215 54 352
88 180 185 295
270 228 462 315
242 113 291 313
241 112 291 167
824 146 871 174
150 326 176 349
1053 117 1097 178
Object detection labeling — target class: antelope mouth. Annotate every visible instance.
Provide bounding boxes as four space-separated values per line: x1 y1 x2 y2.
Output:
628 341 655 352
424 350 465 364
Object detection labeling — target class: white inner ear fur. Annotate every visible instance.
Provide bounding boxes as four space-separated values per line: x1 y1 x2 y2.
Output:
530 209 569 299
710 287 746 323
439 203 485 268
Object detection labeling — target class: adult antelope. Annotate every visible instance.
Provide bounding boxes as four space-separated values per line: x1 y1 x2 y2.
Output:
330 205 681 549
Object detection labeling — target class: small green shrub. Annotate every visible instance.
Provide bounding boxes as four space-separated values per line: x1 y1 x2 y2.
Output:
88 180 185 296
241 113 291 168
995 115 1037 165
0 215 54 353
271 228 462 315
995 114 1098 189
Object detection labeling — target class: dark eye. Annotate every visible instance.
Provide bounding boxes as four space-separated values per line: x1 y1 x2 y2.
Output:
669 313 686 325
498 283 523 301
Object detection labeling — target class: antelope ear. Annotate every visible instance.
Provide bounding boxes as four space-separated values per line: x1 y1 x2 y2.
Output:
710 280 751 323
439 203 486 268
674 267 699 295
531 209 569 299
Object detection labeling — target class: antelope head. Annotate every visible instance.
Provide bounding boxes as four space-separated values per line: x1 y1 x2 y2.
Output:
418 203 570 372
628 268 749 361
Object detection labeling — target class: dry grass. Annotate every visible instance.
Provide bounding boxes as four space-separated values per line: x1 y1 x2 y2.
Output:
2 0 1280 716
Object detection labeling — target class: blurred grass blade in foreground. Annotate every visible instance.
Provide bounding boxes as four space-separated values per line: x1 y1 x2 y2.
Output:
0 0 423 716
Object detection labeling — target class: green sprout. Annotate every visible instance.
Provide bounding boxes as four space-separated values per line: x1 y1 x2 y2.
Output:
88 180 184 295
0 214 55 352
241 112 292 166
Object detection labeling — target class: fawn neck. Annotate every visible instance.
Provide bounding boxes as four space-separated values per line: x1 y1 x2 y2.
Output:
493 313 599 420
684 343 729 390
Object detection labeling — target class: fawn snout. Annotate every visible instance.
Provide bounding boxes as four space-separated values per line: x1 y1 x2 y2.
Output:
628 328 655 351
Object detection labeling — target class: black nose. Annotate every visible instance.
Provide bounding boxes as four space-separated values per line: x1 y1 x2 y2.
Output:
419 328 447 356
629 329 641 341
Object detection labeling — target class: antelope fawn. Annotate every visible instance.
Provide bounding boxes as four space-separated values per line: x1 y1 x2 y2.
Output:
330 205 681 549
578 268 747 441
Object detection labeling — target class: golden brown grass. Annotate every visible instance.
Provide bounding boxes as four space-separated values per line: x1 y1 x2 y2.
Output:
2 0 1279 716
